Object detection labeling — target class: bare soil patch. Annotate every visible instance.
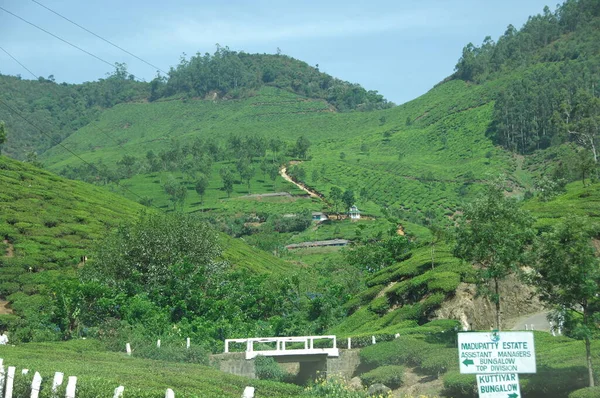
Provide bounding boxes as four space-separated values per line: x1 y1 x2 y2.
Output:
2 239 14 258
0 300 13 315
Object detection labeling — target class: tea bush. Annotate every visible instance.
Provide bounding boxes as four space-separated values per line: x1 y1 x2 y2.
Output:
360 365 405 389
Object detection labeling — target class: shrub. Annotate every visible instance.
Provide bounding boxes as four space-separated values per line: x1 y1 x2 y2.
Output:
419 347 457 375
368 296 390 315
569 387 600 398
442 371 477 398
360 365 405 389
304 378 368 397
254 355 287 382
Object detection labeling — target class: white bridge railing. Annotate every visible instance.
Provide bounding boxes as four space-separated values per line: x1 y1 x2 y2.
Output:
224 335 339 359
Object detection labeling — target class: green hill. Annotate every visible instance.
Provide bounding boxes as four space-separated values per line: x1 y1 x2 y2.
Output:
0 155 298 342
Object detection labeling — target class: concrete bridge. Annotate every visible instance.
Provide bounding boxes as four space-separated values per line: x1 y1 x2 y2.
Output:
211 335 359 382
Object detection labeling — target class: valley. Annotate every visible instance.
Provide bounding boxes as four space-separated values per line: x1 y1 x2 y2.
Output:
0 0 599 397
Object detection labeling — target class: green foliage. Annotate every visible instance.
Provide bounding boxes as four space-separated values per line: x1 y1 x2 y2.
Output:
569 387 600 398
82 212 223 302
359 335 457 377
0 339 302 397
0 70 148 159
532 216 600 387
303 378 370 398
360 365 405 389
0 121 6 148
442 372 477 398
162 47 392 112
455 179 535 328
254 355 290 382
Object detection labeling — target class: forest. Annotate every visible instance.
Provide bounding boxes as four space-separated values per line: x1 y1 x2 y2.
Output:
453 0 600 155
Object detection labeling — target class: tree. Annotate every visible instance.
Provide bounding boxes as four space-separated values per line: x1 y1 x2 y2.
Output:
532 217 600 387
269 138 284 161
194 174 209 204
329 187 343 215
117 155 138 179
454 180 535 330
268 163 279 191
342 190 355 213
163 176 186 210
294 136 311 159
220 167 234 198
81 212 224 315
240 164 255 193
0 121 6 150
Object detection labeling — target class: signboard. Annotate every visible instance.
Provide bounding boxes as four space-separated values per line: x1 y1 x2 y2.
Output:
458 331 536 374
477 374 521 398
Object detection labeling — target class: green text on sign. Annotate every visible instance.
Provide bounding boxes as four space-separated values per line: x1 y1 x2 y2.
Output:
458 332 536 374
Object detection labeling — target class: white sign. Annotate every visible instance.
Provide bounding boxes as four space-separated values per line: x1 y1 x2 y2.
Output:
477 374 521 398
458 332 536 374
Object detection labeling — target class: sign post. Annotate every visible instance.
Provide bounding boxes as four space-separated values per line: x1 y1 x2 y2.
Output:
476 374 521 398
458 331 536 398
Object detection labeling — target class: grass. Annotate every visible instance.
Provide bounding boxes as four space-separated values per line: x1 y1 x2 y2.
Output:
522 180 600 229
0 339 301 397
39 81 514 227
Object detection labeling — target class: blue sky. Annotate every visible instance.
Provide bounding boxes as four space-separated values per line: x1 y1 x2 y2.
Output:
2 0 553 104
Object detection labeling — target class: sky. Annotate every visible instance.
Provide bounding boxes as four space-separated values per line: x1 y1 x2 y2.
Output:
1 0 553 105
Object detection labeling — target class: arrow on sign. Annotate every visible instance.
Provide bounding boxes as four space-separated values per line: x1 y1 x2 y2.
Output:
508 394 519 398
462 359 474 366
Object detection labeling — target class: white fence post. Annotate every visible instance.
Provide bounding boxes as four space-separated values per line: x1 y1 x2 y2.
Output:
186 338 190 349
372 335 376 345
113 386 124 398
224 340 229 353
65 376 77 398
0 359 5 398
157 340 161 348
332 336 337 349
126 343 132 356
165 388 175 398
242 386 255 397
531 324 535 331
52 372 64 395
347 338 351 350
5 367 15 398
30 372 42 398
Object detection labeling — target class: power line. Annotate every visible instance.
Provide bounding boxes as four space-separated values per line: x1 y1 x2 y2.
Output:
1 38 126 149
0 97 148 204
30 0 168 75
0 5 118 72
0 46 38 79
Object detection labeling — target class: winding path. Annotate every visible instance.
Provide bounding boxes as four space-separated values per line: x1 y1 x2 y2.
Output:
279 165 322 199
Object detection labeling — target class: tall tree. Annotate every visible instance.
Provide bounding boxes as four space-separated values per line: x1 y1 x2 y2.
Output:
194 174 209 204
220 167 234 198
342 190 355 213
294 136 311 159
532 217 600 387
0 121 6 150
454 180 535 330
329 187 343 216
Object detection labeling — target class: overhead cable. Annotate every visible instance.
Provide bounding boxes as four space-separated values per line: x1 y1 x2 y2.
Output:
0 45 38 79
30 0 168 75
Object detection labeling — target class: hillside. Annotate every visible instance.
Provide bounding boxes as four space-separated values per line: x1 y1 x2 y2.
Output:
0 1 599 396
0 49 390 160
0 155 300 343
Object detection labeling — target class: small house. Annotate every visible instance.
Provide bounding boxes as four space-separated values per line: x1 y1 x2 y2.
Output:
349 205 360 220
312 212 328 222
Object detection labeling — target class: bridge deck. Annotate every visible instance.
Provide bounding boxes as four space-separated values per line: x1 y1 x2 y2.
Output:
225 335 339 360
